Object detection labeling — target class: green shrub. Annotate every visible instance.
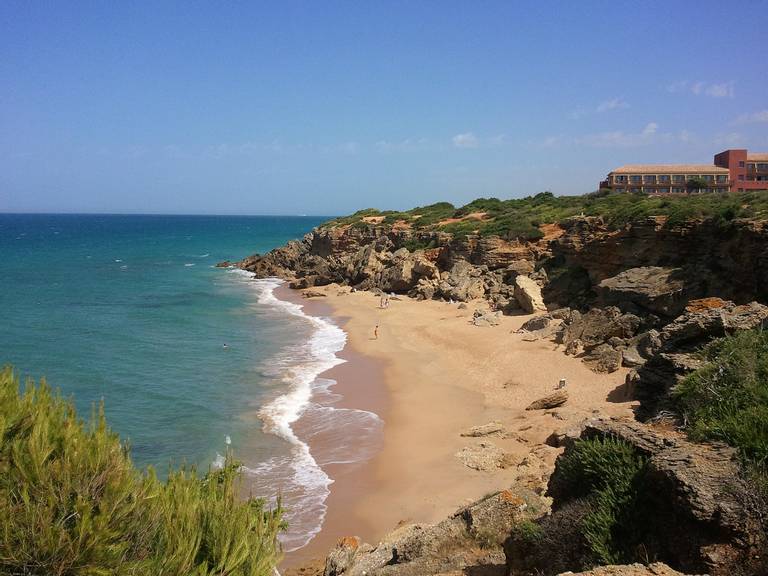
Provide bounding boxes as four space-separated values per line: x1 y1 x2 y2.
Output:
674 329 768 491
0 366 284 575
556 437 648 565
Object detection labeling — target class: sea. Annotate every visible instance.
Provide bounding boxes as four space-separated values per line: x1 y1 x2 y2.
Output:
0 213 383 551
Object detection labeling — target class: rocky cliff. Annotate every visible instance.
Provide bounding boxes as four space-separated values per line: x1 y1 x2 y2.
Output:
235 216 768 317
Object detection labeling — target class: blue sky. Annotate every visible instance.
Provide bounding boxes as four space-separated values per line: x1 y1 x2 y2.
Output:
1 1 766 215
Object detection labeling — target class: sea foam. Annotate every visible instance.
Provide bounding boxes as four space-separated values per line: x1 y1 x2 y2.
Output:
229 271 383 551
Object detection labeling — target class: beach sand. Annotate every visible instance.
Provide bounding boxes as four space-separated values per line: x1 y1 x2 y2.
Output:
281 285 637 570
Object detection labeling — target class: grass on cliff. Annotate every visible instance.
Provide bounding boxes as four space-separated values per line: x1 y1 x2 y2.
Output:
555 436 649 566
674 329 768 492
0 366 284 576
320 189 768 241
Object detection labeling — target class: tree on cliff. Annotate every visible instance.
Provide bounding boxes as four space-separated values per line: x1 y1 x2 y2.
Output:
0 366 284 575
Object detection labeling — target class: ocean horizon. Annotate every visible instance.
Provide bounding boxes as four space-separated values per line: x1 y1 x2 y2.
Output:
0 213 381 551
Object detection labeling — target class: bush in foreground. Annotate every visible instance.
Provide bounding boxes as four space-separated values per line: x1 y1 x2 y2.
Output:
0 366 283 576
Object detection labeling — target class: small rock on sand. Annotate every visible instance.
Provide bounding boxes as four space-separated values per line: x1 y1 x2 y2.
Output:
455 442 506 471
525 389 569 411
460 422 505 437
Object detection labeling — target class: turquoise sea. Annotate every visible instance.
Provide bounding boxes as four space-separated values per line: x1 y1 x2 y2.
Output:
0 214 383 551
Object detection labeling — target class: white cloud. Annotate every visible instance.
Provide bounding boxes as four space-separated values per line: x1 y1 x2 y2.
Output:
596 98 630 113
452 132 479 149
375 138 429 153
705 81 735 98
667 80 735 98
576 122 664 148
734 110 768 125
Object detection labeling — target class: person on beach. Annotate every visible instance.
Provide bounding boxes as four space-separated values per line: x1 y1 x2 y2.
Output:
374 324 379 339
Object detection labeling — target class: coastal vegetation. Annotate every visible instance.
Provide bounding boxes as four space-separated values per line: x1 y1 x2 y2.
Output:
553 436 650 566
674 329 768 494
321 189 768 240
0 366 283 576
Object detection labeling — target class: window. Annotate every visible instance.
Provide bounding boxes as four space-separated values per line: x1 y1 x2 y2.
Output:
658 187 670 194
739 161 745 167
614 175 627 183
702 175 714 182
748 163 756 171
630 175 642 184
643 175 656 184
658 175 670 183
717 187 728 193
758 163 768 171
672 175 685 184
739 174 745 181
672 187 685 193
716 175 728 182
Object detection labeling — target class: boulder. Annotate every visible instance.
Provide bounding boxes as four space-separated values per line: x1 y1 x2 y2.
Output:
460 422 505 437
438 260 486 302
455 442 506 471
472 312 501 327
519 315 552 332
562 306 642 350
582 343 622 373
526 390 569 410
597 266 690 317
514 275 547 313
215 260 231 268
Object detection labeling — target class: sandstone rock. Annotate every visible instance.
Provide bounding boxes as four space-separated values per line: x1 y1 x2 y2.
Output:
556 562 698 576
564 338 583 356
460 422 504 437
598 266 690 317
526 390 568 410
438 261 486 302
324 536 361 576
551 307 571 320
635 300 768 416
457 302 467 309
455 442 505 471
514 275 547 313
582 343 622 373
322 486 545 576
472 312 500 327
562 306 642 350
621 345 645 368
519 315 552 332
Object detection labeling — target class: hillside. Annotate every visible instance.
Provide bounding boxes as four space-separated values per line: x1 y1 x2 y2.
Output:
320 190 768 240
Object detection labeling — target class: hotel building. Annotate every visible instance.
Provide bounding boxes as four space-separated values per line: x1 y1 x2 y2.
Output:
600 149 768 194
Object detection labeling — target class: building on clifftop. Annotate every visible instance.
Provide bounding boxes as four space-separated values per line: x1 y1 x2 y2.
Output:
599 149 768 194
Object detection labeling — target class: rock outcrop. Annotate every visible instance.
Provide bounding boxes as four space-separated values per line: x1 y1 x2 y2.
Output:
556 563 699 576
631 299 768 416
506 417 768 576
323 487 544 576
597 266 690 317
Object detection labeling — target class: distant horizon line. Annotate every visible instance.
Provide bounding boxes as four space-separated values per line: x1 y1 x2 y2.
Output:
0 211 337 218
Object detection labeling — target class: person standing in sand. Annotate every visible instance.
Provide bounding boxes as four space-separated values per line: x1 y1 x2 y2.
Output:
374 323 379 339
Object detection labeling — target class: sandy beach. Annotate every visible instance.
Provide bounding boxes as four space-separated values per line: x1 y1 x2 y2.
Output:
282 285 637 570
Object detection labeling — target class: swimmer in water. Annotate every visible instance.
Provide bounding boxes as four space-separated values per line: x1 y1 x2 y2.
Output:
223 343 229 349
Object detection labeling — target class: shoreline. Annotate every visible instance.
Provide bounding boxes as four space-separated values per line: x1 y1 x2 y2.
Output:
277 283 638 572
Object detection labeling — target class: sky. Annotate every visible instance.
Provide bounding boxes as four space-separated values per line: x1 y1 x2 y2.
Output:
1 1 766 215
